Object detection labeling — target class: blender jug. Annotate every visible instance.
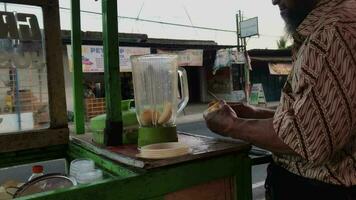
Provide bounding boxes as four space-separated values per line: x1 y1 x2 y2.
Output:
131 54 189 147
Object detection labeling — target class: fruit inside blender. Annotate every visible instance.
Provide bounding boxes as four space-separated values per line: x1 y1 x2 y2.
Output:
139 102 173 126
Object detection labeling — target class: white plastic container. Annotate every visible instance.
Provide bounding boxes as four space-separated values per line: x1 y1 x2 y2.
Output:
76 169 103 184
69 159 103 184
69 159 95 178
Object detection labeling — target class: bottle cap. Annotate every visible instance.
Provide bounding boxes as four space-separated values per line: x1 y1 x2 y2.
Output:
32 165 43 173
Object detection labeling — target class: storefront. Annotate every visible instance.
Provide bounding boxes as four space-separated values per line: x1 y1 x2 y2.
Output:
61 32 236 118
247 49 292 102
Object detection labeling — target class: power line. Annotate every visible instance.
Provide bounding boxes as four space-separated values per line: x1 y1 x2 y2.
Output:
136 2 145 20
182 5 194 28
60 7 284 38
59 7 237 33
7 4 284 38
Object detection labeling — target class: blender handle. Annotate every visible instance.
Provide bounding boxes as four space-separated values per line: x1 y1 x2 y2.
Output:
177 67 189 114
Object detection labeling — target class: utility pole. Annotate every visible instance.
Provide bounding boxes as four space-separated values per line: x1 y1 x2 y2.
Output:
236 10 247 52
236 10 249 101
236 13 240 51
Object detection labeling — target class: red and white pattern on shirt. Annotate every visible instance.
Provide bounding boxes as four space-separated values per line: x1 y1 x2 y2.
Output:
273 0 356 186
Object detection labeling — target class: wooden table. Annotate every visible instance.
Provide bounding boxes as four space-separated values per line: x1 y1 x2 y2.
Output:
21 132 252 200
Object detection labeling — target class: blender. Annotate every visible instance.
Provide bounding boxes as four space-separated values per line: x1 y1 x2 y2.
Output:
131 54 189 147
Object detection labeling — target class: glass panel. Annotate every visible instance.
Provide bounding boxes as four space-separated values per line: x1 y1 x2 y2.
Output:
0 4 49 133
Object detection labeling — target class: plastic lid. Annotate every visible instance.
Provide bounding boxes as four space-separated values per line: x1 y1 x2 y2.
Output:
14 174 76 198
32 165 43 174
138 142 190 159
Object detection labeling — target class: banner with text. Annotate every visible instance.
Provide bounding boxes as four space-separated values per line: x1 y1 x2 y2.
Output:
157 49 203 66
67 45 150 72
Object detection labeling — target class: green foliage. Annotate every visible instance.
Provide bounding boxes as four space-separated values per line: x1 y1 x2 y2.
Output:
277 36 288 49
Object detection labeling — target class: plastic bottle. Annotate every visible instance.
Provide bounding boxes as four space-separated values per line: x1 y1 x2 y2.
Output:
28 165 44 181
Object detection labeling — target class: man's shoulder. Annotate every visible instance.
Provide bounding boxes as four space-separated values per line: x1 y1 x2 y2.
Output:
323 0 356 27
308 1 356 49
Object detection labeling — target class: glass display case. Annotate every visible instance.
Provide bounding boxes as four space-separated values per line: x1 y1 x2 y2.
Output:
0 3 49 133
0 1 252 200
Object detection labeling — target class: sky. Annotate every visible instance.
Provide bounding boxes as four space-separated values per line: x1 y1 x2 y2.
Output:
2 0 288 49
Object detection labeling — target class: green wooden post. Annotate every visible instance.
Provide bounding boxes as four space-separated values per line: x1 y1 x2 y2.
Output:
102 0 123 145
234 154 252 200
71 0 85 134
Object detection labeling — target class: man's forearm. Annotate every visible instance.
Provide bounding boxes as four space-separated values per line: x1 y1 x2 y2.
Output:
252 107 275 119
228 118 296 155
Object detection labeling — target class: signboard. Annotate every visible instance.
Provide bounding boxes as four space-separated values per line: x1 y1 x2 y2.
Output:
249 83 266 105
119 47 151 71
268 63 292 75
240 17 259 38
157 49 203 66
0 11 41 40
67 45 150 72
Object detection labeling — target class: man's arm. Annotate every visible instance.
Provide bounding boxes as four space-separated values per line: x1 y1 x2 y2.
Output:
228 118 296 155
204 103 294 155
229 103 275 119
251 107 275 119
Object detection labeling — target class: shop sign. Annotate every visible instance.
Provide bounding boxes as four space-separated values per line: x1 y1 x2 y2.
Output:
268 63 292 75
157 49 203 66
240 17 259 38
67 45 150 72
119 47 150 71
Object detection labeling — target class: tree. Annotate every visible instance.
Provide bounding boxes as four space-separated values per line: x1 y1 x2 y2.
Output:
277 36 288 49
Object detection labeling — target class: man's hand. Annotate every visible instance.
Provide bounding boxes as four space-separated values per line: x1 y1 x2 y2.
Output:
203 101 238 137
228 102 257 118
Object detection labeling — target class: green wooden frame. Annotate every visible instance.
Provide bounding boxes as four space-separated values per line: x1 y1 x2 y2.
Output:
0 136 252 200
101 0 123 146
0 0 68 153
70 0 85 134
18 142 252 200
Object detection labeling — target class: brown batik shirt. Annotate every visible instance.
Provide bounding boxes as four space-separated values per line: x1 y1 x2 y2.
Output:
273 0 356 186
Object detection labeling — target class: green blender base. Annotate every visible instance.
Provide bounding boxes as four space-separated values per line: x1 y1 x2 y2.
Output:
138 126 178 147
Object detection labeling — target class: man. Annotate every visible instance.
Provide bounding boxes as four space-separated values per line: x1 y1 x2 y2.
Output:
204 0 356 199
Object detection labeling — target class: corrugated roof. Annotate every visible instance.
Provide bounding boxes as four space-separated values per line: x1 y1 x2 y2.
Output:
248 49 292 62
248 49 292 57
61 30 236 50
249 56 292 62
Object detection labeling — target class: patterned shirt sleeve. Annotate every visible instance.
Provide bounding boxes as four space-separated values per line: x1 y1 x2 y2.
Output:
273 24 356 166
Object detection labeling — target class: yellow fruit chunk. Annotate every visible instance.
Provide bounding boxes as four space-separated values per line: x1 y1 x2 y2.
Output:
140 109 161 126
207 101 221 113
158 103 172 125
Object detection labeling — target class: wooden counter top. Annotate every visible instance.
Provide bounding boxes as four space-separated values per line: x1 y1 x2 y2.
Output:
70 132 250 169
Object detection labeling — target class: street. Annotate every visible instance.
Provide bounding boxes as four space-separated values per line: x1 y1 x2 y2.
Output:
177 120 268 200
